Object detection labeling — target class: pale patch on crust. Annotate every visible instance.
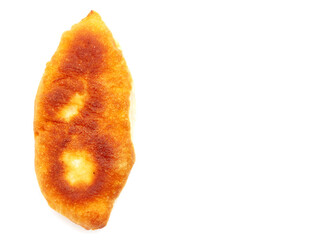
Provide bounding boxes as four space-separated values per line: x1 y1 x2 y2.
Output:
61 150 95 186
59 93 86 121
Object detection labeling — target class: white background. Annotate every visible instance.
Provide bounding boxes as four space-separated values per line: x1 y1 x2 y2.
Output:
0 0 323 239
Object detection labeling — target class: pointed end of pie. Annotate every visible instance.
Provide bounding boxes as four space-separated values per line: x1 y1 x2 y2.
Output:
86 10 102 20
47 199 111 230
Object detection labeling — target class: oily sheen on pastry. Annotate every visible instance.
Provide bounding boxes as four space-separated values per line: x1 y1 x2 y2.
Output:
34 11 135 230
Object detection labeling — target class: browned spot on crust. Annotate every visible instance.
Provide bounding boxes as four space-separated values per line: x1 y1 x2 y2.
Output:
47 130 116 202
60 31 106 76
43 77 85 119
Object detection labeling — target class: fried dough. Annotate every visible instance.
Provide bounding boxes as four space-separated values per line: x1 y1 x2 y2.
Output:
34 11 135 230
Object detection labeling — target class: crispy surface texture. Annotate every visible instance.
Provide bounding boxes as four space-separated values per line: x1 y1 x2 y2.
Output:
34 11 135 230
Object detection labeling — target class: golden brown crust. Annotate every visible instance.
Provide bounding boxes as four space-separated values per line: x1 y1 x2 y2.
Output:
34 11 135 230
